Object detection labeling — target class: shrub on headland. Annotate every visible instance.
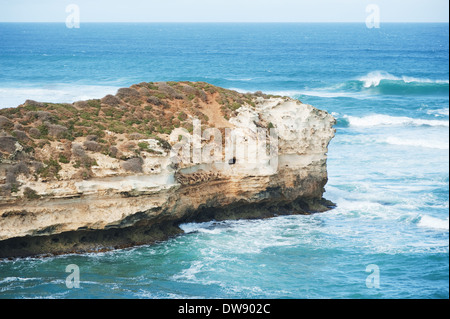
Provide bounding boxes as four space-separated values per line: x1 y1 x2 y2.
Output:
10 161 30 176
85 135 98 142
28 127 41 138
146 96 163 106
128 133 145 140
83 140 102 152
156 82 184 100
5 171 17 185
101 94 121 106
47 124 68 138
0 116 13 130
26 111 54 122
72 167 93 180
23 100 44 109
108 146 118 158
155 137 171 151
37 158 61 180
0 184 12 196
0 136 18 154
58 154 70 164
74 156 97 169
11 130 29 141
73 100 89 108
72 143 86 158
137 141 149 150
122 157 143 173
23 187 40 200
116 88 140 99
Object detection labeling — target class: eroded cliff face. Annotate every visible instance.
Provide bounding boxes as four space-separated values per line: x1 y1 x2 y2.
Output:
0 83 335 258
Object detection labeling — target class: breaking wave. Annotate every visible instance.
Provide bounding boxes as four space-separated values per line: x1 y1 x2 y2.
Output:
417 215 449 231
341 71 449 96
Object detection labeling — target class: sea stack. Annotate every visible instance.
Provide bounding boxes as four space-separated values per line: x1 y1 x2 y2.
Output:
0 82 336 258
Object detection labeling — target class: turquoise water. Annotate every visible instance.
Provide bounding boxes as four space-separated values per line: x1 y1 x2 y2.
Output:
0 23 448 299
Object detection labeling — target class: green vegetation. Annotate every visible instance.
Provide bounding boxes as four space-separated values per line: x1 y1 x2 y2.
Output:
10 184 19 193
0 81 269 183
155 137 171 150
74 156 97 169
58 154 70 164
178 111 187 121
138 141 149 150
37 124 48 136
37 158 61 179
23 187 40 200
87 99 101 109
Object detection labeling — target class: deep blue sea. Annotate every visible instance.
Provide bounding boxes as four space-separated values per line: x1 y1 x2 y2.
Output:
0 23 448 299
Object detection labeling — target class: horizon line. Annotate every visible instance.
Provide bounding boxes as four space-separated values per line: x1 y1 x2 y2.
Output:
0 21 449 24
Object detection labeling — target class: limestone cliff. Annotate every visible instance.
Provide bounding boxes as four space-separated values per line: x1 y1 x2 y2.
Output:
0 82 335 258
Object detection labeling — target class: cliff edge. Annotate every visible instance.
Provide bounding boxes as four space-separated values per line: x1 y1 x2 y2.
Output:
0 82 336 258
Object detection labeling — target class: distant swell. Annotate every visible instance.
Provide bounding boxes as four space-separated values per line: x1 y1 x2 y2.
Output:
343 114 449 128
261 71 449 100
385 137 449 150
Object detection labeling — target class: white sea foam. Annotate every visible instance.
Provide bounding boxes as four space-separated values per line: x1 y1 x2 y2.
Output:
228 87 373 100
0 85 120 109
418 215 449 231
402 76 449 84
344 114 449 127
224 78 254 82
292 90 371 99
385 137 449 150
427 108 450 117
179 221 223 234
0 277 41 284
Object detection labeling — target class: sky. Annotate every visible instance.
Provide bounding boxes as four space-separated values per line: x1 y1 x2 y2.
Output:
0 0 448 23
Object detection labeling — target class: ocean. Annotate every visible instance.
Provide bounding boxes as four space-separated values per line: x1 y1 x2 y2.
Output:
0 23 448 299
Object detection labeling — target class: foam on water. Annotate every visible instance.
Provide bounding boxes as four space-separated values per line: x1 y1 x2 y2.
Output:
343 114 449 127
427 108 450 117
0 277 42 284
0 23 448 299
418 215 449 231
179 221 222 234
269 89 372 100
385 137 449 150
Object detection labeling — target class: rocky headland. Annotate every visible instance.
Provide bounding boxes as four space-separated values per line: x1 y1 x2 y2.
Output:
0 82 336 258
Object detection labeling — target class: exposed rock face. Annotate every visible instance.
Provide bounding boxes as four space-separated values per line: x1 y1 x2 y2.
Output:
0 83 335 258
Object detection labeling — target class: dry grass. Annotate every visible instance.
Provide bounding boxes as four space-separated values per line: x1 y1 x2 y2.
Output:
0 81 268 188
